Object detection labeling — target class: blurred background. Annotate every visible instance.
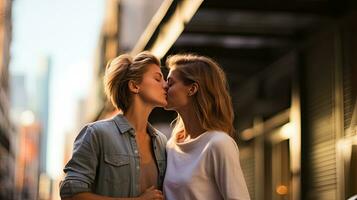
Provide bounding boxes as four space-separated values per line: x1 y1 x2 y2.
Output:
0 0 356 199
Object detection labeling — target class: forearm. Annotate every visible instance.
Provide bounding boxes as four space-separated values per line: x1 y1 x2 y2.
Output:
65 192 140 200
65 186 164 200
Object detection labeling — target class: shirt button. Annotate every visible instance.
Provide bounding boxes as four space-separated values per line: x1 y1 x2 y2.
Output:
136 166 140 170
134 150 138 154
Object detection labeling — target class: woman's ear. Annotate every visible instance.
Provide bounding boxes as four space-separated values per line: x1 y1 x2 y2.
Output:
188 82 198 96
128 80 140 94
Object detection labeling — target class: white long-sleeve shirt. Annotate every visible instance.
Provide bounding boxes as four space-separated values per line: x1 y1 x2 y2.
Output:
163 130 250 200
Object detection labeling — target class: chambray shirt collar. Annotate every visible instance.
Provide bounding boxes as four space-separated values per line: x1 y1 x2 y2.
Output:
147 123 159 137
113 114 158 137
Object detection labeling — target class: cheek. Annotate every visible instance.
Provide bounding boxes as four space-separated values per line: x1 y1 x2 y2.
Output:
167 87 176 97
142 79 162 92
168 87 186 101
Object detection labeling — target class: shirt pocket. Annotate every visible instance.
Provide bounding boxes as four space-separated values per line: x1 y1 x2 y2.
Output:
104 154 130 166
103 154 131 185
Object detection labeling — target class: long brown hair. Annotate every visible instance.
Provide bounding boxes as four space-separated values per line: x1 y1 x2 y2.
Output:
166 54 235 136
103 51 160 113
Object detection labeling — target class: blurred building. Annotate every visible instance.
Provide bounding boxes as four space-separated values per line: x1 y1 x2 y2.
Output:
133 1 356 200
10 74 27 112
34 57 51 173
34 57 52 200
10 58 52 200
15 119 41 200
0 0 15 199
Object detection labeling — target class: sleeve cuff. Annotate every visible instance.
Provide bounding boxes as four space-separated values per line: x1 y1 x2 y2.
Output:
59 179 92 198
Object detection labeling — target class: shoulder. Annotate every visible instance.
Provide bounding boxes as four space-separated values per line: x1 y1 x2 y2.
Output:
207 130 236 145
206 130 238 153
84 117 122 139
74 118 117 143
87 118 116 132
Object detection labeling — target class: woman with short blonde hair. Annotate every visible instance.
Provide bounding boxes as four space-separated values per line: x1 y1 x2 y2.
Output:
60 51 167 200
163 54 250 200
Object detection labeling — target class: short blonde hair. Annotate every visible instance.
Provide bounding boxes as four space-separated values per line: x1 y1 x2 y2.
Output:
104 51 160 112
166 54 235 136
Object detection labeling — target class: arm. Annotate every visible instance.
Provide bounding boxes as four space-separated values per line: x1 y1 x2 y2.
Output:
211 136 251 200
62 186 163 200
59 125 99 198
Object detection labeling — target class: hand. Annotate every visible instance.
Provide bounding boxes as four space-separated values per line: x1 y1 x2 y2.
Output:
138 186 164 200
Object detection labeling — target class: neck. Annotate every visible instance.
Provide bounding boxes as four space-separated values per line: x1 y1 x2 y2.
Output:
177 105 206 139
124 97 153 134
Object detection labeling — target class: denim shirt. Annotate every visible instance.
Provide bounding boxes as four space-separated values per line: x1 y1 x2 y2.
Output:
59 114 167 198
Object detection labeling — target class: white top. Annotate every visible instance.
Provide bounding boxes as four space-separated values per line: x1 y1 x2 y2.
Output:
163 130 250 200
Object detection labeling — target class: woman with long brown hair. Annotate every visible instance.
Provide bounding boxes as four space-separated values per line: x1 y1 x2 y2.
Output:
163 54 250 200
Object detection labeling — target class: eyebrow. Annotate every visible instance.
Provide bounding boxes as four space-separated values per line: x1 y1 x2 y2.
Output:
154 72 163 78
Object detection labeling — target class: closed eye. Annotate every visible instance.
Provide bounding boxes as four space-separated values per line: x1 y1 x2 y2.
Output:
167 81 174 87
154 72 163 82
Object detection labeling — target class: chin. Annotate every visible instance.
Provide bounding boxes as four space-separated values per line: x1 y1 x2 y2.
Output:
158 99 168 107
164 104 174 111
